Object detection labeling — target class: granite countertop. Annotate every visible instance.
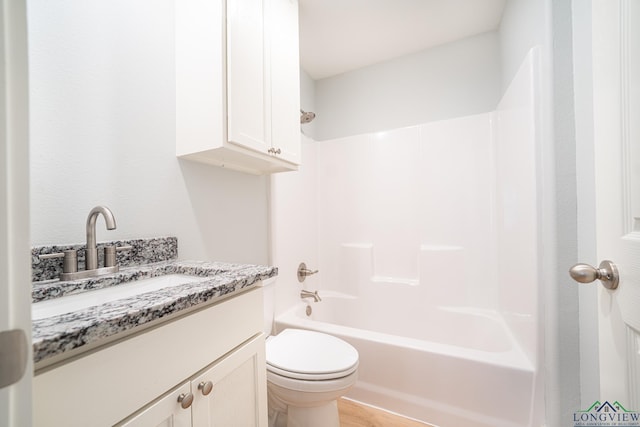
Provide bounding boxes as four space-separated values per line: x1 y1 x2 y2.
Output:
32 260 277 365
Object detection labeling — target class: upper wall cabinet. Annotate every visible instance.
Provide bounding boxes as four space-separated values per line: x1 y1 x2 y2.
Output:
176 0 301 174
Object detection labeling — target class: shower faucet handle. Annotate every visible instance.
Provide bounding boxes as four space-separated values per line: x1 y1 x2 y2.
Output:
297 262 319 282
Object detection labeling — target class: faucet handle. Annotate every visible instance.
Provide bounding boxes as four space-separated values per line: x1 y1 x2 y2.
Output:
104 245 133 267
39 250 78 274
297 262 319 282
104 246 116 268
38 252 65 260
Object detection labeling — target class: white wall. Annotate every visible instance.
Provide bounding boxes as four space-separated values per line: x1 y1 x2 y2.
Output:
27 0 269 265
312 31 502 141
265 69 320 327
572 0 600 407
500 0 582 425
316 117 496 309
494 49 540 366
270 137 319 319
299 68 317 140
499 0 548 92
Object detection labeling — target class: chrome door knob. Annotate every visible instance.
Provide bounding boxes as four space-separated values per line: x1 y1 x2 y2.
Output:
569 260 619 290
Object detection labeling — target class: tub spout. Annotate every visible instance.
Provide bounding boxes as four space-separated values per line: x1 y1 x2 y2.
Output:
300 290 321 302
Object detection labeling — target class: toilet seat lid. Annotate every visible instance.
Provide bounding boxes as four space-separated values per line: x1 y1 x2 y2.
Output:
266 329 359 378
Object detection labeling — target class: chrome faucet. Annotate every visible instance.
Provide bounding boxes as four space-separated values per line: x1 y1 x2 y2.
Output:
85 206 117 270
300 290 321 302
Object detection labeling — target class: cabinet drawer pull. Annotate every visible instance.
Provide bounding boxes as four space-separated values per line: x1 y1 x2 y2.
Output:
198 380 214 396
177 392 194 409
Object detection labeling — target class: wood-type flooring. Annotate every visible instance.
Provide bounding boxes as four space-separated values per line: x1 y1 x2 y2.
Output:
338 398 435 427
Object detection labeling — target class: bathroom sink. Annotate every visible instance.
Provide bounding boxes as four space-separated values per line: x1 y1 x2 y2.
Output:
32 274 209 321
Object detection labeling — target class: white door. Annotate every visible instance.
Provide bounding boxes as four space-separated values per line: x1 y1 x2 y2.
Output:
586 0 640 407
0 1 32 426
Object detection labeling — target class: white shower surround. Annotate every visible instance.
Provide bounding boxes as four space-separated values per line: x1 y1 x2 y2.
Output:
270 48 541 427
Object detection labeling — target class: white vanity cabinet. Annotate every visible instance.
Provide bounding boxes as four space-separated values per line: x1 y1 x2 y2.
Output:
33 288 267 427
176 0 301 174
119 335 266 427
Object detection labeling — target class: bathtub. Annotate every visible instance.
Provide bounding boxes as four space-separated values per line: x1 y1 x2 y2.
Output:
275 292 536 427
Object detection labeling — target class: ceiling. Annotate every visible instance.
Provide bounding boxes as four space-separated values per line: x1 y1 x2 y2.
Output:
298 0 507 80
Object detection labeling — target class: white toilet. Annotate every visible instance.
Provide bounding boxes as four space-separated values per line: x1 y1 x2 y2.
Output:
265 328 359 427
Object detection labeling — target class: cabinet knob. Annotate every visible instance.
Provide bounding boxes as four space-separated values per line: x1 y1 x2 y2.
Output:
177 392 194 409
198 380 214 396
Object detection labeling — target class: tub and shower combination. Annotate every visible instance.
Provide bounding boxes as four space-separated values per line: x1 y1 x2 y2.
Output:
272 50 542 427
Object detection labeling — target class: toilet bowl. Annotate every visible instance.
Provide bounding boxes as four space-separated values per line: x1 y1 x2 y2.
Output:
266 328 359 427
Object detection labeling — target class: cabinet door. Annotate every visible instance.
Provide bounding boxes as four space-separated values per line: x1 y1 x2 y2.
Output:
117 382 192 427
191 335 268 427
268 0 301 165
227 0 268 154
175 0 225 157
